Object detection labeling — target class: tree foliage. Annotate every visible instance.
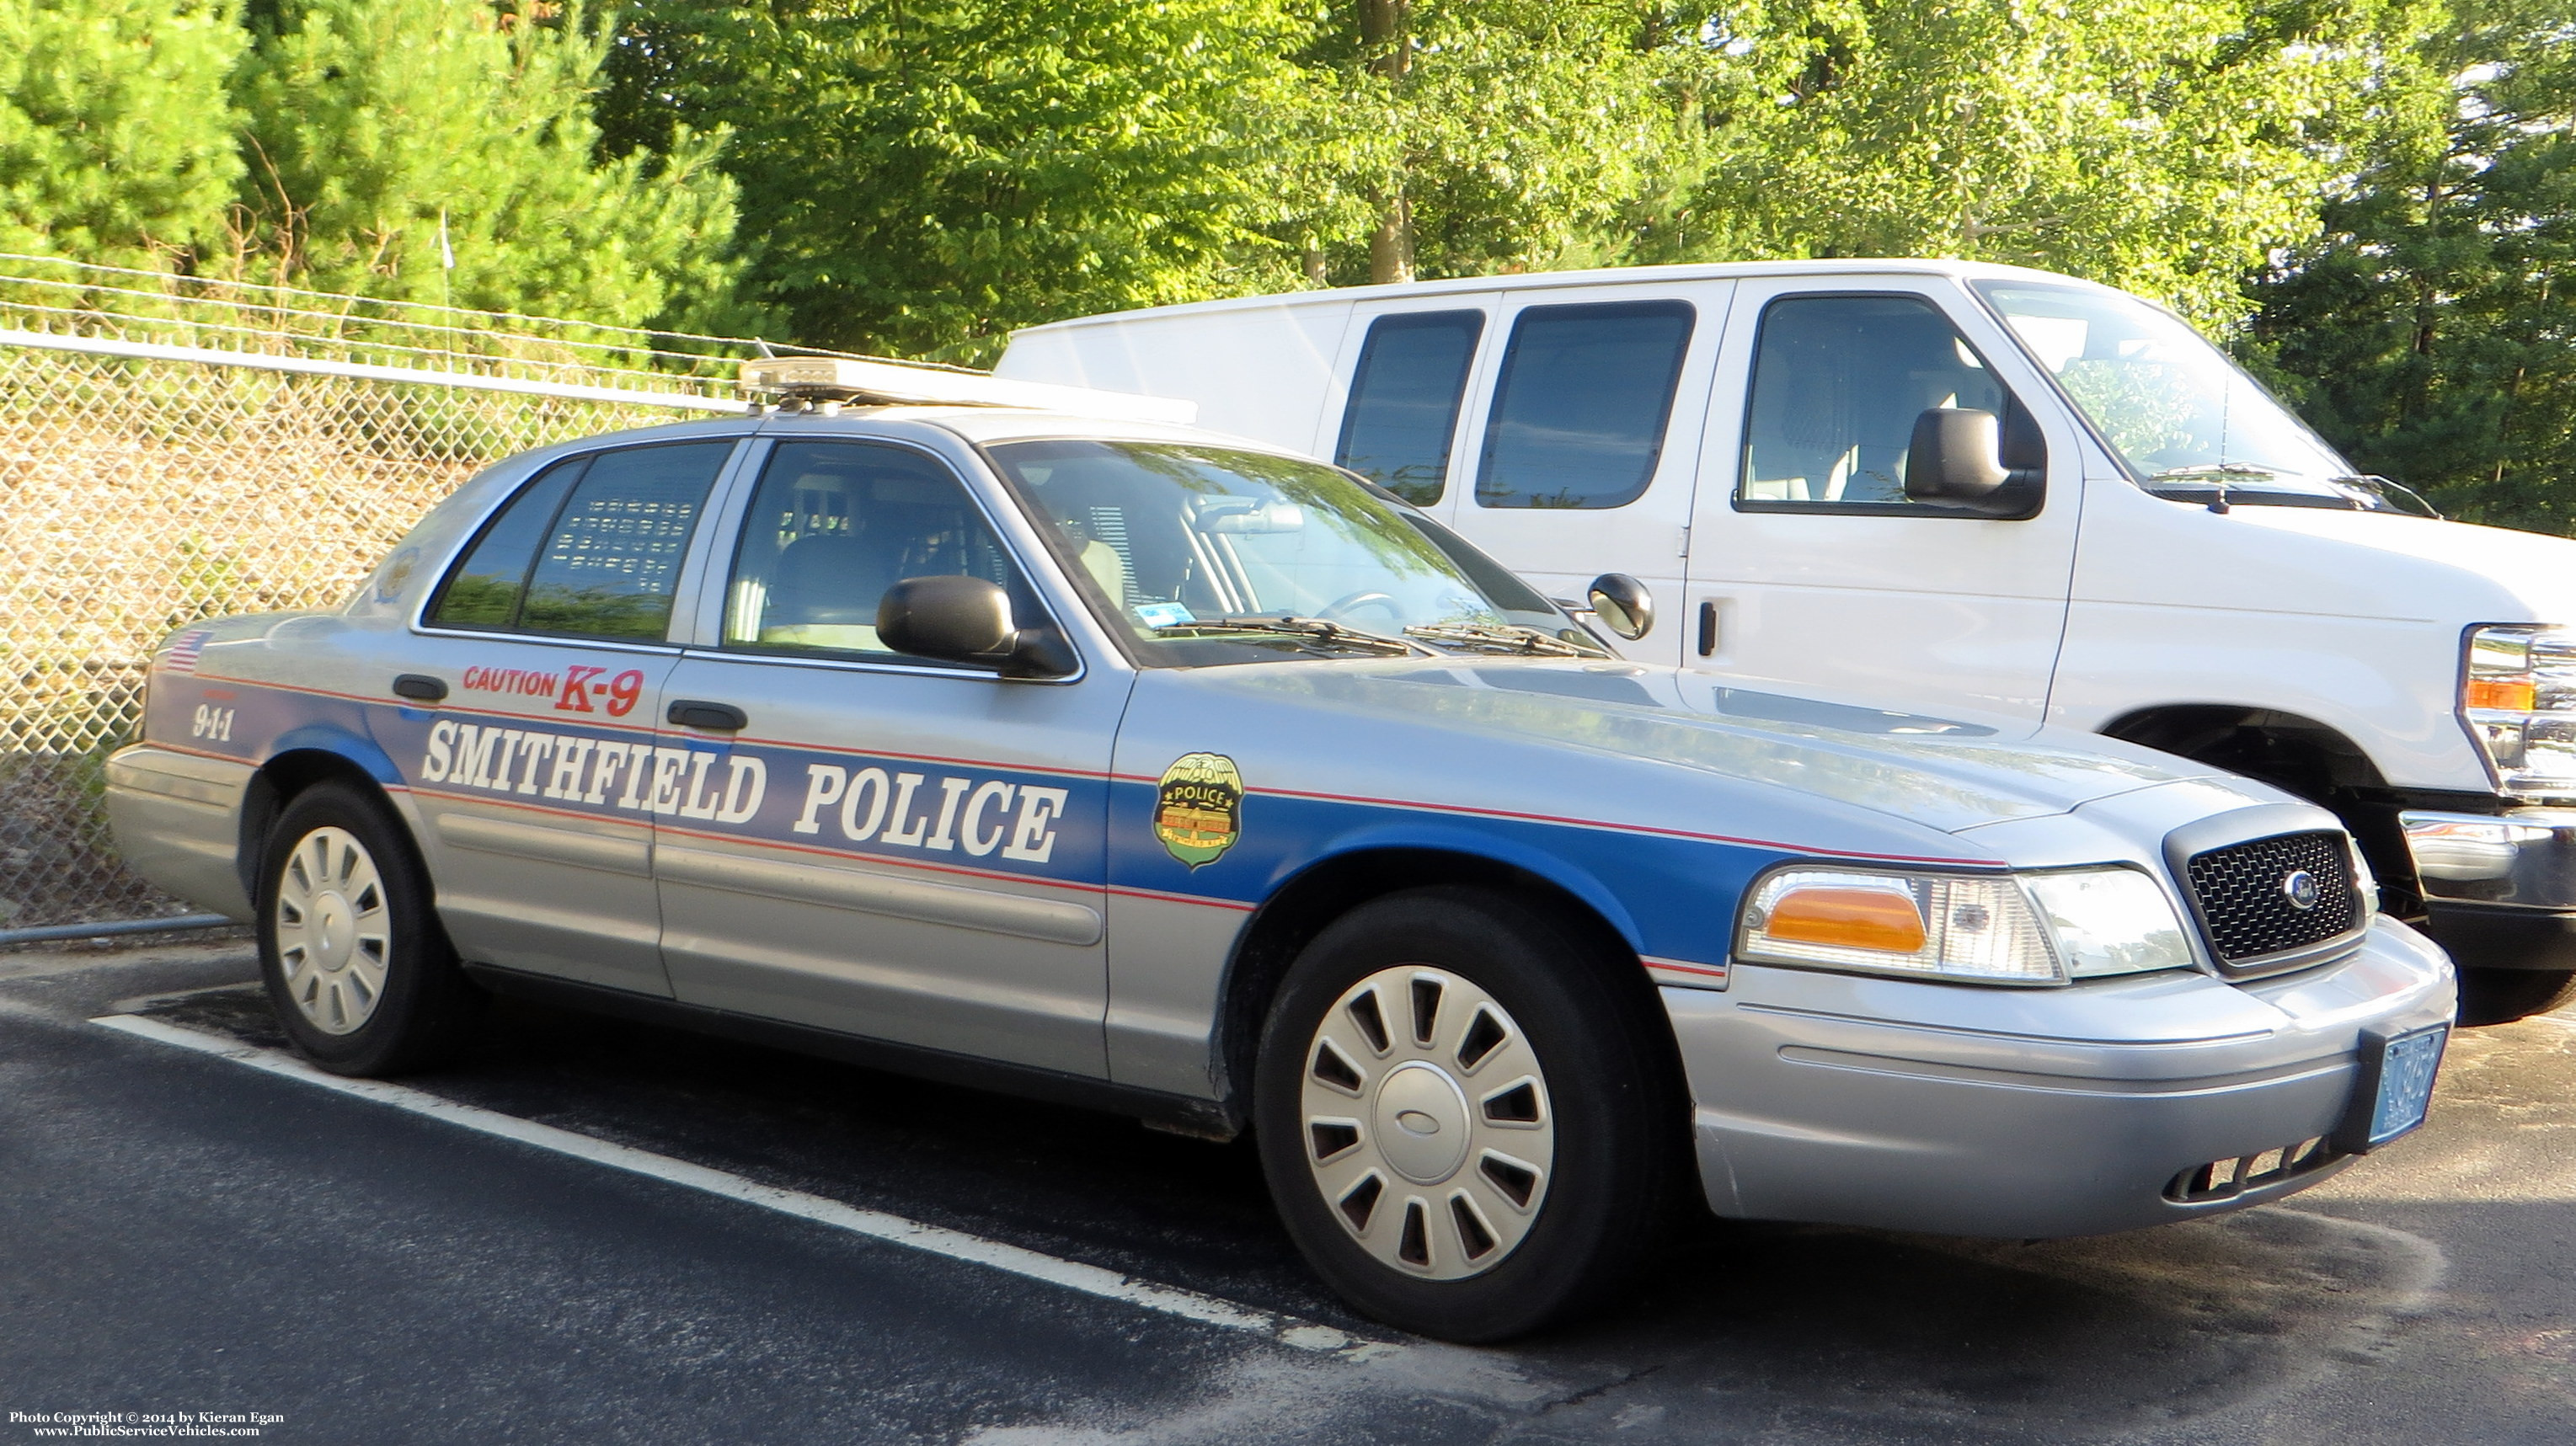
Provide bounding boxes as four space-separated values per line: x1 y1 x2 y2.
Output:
0 0 244 267
1655 1 2433 328
1282 2 1676 285
596 0 1317 360
2 0 2574 527
232 0 749 333
2250 0 2576 531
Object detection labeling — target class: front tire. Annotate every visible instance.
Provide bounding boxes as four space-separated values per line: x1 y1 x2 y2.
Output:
2458 965 2576 1026
1253 887 1685 1342
256 782 479 1075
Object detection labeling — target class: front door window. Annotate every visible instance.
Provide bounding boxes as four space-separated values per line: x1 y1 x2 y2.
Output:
1737 295 2030 512
719 440 1038 663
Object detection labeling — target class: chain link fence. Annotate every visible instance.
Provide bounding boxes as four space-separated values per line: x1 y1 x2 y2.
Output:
0 260 826 932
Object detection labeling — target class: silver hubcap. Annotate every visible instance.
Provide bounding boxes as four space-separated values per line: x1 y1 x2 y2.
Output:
1301 966 1555 1281
274 826 390 1035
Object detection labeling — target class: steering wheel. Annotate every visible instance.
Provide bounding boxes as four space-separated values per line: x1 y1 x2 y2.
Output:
1314 590 1401 625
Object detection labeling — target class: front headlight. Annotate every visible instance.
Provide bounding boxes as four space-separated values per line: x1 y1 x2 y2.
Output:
1738 865 2197 986
2463 624 2576 798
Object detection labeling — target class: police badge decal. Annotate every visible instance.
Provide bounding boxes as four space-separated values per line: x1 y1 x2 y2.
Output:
1154 753 1243 868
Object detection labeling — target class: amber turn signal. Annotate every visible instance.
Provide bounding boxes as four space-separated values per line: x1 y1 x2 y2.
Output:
1761 885 1929 954
2466 677 2536 712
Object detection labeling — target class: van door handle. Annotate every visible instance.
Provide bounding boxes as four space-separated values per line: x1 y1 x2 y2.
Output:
392 674 447 703
1697 600 1720 658
667 700 747 731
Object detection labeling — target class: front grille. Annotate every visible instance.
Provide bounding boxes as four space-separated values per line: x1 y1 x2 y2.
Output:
2183 830 2361 966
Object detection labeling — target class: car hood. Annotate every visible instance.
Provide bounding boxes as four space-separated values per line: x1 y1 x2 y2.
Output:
2226 506 2576 624
1197 659 2247 836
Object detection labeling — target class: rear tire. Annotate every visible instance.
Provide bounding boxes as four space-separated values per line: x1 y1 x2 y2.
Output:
1253 886 1685 1342
256 781 479 1075
2457 966 2576 1026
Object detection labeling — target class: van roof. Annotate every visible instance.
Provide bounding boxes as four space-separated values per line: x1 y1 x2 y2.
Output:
1009 258 2122 337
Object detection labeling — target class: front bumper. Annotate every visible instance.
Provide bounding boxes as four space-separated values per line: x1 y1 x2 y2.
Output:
2402 808 2576 970
1662 917 2455 1239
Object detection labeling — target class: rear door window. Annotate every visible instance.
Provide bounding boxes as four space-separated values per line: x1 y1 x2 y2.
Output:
1333 310 1483 505
428 440 732 639
1474 300 1693 510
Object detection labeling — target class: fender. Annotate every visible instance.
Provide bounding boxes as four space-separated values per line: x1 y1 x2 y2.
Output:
1264 817 1649 956
266 723 405 787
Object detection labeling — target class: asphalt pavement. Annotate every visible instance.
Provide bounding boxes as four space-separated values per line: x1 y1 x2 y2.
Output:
2 939 2569 1445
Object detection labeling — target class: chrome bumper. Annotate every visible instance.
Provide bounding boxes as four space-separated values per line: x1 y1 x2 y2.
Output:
2402 808 2576 969
2402 808 2576 909
1662 918 2455 1239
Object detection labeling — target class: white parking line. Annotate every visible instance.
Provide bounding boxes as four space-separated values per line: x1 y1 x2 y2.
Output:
91 1012 1392 1361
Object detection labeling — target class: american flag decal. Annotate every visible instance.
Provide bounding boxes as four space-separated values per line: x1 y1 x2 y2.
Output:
162 628 211 675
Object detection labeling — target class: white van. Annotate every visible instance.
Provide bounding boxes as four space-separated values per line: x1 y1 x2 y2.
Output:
997 260 2576 1019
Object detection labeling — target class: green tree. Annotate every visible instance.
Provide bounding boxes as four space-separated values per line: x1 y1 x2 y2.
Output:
597 0 1316 361
1659 0 2437 328
0 0 244 268
1284 2 1679 285
2251 0 2576 532
233 0 751 334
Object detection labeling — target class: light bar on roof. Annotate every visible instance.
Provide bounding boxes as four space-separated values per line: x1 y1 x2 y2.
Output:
738 355 1196 425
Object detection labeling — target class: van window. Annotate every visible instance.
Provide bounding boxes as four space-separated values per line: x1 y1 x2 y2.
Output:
1475 300 1693 510
1738 295 2022 511
720 440 1039 664
1334 310 1483 505
430 441 732 638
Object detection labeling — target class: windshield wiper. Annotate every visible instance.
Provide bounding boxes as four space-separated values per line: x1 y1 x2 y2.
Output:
2330 474 2441 518
2144 462 2293 514
2146 463 2279 482
1150 615 1429 657
1403 622 1601 658
2145 463 2419 515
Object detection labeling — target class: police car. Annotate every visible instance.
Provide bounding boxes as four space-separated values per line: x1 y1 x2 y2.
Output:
106 359 2455 1342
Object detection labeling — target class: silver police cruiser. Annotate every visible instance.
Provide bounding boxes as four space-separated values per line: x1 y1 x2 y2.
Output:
107 359 2455 1342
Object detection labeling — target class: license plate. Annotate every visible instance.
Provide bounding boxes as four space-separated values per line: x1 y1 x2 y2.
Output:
2361 1025 2447 1148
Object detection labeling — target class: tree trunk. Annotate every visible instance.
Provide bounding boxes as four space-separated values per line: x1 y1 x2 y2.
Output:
1359 0 1414 285
1369 194 1414 284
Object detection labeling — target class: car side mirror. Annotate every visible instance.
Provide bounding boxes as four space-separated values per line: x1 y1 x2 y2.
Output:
1585 574 1653 641
1905 408 2044 518
878 575 1076 679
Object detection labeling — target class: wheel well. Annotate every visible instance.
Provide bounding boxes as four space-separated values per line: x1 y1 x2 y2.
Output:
2099 705 2418 910
238 750 399 899
1210 848 1675 1131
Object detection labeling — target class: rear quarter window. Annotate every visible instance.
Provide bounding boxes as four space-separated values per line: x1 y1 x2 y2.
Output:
1334 310 1483 506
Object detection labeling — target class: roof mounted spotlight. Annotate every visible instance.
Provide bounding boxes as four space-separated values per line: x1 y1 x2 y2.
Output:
737 355 1196 425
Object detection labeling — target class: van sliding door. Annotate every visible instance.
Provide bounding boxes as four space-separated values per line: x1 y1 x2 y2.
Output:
1447 280 1734 669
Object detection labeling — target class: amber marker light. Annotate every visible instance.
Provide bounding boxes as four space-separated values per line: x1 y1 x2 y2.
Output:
2465 677 2536 712
1761 884 1928 953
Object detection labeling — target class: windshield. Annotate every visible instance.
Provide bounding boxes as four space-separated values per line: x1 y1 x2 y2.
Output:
985 440 1608 666
1974 281 2418 514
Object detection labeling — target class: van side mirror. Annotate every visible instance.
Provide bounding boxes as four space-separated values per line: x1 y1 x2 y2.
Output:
878 575 1076 679
1585 574 1654 641
1905 408 2043 518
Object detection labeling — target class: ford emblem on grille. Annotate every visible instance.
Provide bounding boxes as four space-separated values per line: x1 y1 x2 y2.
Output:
2281 868 2321 910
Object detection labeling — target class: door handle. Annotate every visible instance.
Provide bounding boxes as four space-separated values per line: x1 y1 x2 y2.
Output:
1697 600 1719 658
667 700 747 731
392 674 447 703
